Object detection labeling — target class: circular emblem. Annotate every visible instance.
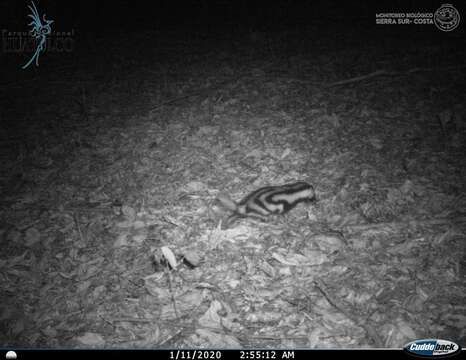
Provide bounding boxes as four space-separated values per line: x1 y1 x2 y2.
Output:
434 4 460 31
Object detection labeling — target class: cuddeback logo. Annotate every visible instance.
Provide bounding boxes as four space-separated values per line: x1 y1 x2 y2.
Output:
404 339 461 357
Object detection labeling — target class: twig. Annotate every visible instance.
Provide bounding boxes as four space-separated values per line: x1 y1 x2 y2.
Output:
112 317 154 323
99 314 117 330
148 70 267 112
326 70 388 87
343 216 466 232
0 202 114 213
149 92 202 111
73 213 87 243
325 64 466 87
149 77 237 111
240 333 309 341
158 328 186 347
313 279 384 347
166 267 179 318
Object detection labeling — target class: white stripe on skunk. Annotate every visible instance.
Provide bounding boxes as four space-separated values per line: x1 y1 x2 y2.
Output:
216 181 315 228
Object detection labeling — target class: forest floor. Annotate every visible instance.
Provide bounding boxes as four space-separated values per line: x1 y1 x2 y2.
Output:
1 27 465 348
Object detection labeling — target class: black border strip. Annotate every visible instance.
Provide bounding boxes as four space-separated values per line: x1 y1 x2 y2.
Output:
1 349 465 360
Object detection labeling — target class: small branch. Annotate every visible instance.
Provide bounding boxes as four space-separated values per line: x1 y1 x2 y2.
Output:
112 317 153 323
313 280 384 347
149 77 239 112
326 70 388 87
73 213 87 244
325 64 466 87
166 267 179 319
344 216 466 232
